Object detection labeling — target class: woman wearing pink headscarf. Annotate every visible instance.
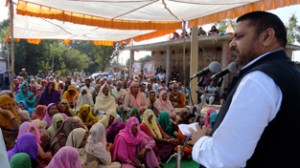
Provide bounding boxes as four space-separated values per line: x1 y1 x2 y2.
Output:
112 117 160 168
47 146 82 168
154 90 176 119
123 82 148 115
32 105 47 120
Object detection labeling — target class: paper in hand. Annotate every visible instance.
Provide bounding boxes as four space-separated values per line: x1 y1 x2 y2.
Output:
178 123 198 136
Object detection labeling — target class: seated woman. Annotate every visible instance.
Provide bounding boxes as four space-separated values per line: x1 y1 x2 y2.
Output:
17 101 31 122
94 84 117 118
154 90 176 119
62 85 78 110
31 105 47 120
107 121 125 144
204 107 217 129
0 95 22 150
50 117 85 155
58 99 73 116
66 128 89 166
140 109 177 161
129 108 141 122
85 123 121 168
76 89 94 111
112 117 160 168
43 103 67 128
47 146 82 168
123 82 148 115
77 104 99 129
38 82 61 106
98 110 117 129
8 133 39 168
10 153 32 168
17 121 52 165
47 113 65 141
156 111 173 137
15 83 36 116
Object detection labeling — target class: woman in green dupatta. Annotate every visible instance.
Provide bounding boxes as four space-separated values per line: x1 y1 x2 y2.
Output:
156 111 173 136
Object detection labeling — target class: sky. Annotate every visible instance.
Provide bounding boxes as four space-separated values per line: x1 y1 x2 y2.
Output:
1 2 300 63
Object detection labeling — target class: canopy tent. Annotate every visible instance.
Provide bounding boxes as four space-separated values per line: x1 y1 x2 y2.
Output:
11 14 174 46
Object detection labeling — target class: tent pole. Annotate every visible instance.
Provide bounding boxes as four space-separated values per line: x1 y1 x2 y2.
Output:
182 21 186 93
9 0 15 91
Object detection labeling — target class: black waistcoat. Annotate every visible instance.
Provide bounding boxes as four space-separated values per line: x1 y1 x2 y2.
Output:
211 50 300 167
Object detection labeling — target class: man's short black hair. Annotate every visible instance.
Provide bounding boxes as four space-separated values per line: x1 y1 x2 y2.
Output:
237 11 287 48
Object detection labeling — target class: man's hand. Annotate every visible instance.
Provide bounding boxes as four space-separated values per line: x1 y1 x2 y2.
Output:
188 124 207 145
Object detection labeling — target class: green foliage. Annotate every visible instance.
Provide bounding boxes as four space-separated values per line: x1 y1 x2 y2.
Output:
137 55 152 64
286 14 300 44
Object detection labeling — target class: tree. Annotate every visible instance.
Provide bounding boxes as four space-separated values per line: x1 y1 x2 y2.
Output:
286 14 300 44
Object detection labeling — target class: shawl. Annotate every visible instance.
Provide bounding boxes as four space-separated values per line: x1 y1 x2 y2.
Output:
154 90 175 116
94 84 117 113
98 110 117 128
47 146 82 168
66 128 88 165
85 123 110 161
47 113 65 141
77 104 98 123
10 153 32 168
43 103 67 128
31 105 47 120
129 108 141 122
17 121 41 144
141 109 162 139
62 85 79 106
59 99 73 116
76 90 94 110
50 117 85 155
156 111 172 136
38 82 61 106
0 95 21 129
8 133 38 161
126 82 147 109
106 121 125 143
209 112 218 128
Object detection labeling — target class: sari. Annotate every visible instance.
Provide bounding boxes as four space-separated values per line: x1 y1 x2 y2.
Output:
156 111 173 136
15 83 36 114
50 117 85 155
154 90 176 118
18 121 41 144
62 85 79 108
95 84 117 114
47 146 82 168
123 82 148 113
112 117 158 168
0 95 21 150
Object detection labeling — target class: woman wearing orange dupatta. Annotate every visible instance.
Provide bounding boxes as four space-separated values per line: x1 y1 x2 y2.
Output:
0 95 21 150
62 85 78 109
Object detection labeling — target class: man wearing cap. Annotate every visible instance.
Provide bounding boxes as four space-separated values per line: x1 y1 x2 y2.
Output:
80 78 95 95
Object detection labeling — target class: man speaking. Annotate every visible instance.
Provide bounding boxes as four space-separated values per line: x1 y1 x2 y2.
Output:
189 11 300 167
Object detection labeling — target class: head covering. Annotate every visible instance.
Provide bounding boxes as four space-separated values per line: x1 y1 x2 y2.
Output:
106 121 126 143
77 104 97 123
154 90 174 115
47 113 65 140
129 108 141 122
66 128 88 148
205 107 217 128
10 153 32 168
157 111 172 136
59 99 73 116
43 103 67 128
85 123 108 158
39 82 61 106
47 146 82 168
31 105 47 120
0 95 21 130
8 133 38 161
62 85 79 106
127 82 147 108
31 119 47 131
94 84 117 112
98 110 117 128
112 117 152 161
17 121 41 144
18 100 29 111
142 109 162 139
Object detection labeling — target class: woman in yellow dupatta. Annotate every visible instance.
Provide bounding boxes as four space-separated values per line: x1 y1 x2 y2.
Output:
77 104 99 129
0 95 22 150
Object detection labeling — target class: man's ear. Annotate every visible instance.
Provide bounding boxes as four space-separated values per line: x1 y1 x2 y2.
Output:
261 28 275 47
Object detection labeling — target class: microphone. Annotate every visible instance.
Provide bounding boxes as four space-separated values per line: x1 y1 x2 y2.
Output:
190 61 221 80
210 62 238 80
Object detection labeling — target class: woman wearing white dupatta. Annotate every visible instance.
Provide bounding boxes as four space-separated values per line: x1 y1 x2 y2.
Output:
94 84 117 118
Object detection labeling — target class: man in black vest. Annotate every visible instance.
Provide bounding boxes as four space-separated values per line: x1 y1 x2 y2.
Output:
189 11 300 167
